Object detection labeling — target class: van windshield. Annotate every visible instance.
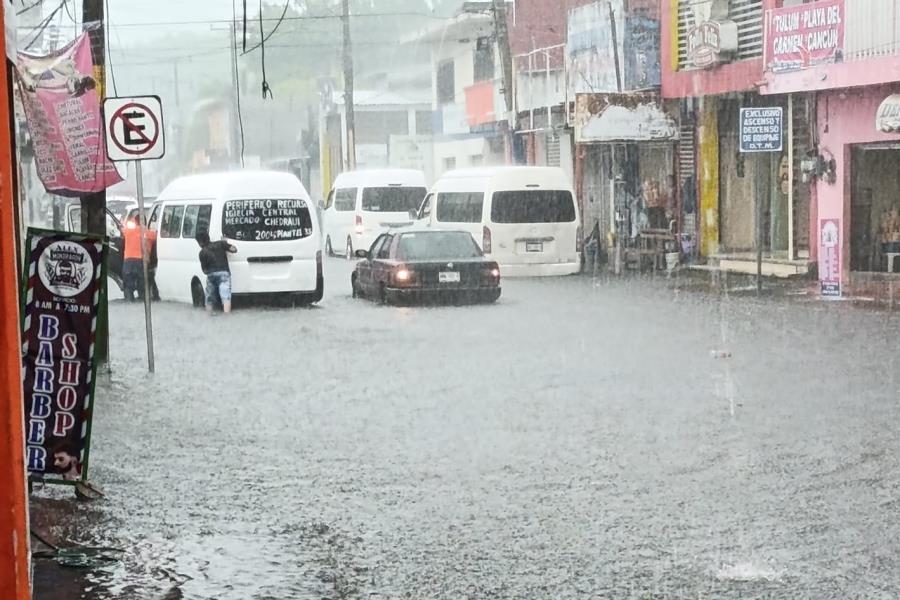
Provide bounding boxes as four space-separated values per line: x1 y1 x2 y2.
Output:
490 190 577 224
222 199 314 242
361 187 427 213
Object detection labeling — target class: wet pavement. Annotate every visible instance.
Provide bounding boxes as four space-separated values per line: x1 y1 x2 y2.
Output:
33 258 900 599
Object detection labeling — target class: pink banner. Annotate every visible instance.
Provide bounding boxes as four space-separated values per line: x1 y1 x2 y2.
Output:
766 0 844 74
16 33 122 196
819 218 841 297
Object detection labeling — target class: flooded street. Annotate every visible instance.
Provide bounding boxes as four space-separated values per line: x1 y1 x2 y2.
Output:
38 260 900 599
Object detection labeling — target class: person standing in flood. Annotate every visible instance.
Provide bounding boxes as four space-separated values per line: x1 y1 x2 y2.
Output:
122 216 155 301
196 231 237 314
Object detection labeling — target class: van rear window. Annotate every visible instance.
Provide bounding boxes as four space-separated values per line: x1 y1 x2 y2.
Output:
490 190 576 224
361 187 426 213
222 199 313 242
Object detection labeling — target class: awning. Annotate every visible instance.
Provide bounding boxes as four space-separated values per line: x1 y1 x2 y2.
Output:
574 93 679 144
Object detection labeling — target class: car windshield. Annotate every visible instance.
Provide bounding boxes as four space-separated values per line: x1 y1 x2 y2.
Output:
361 187 426 213
397 231 482 260
221 199 314 241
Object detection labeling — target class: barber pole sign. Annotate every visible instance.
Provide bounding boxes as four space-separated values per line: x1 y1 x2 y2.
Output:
21 229 106 483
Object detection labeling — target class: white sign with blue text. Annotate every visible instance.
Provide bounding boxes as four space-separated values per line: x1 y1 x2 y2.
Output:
739 107 783 153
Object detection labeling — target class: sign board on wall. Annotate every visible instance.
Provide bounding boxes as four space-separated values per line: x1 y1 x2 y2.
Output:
819 218 841 297
21 229 106 483
876 94 900 133
765 0 844 73
575 93 678 143
739 107 783 153
567 1 625 96
624 16 661 89
687 20 738 68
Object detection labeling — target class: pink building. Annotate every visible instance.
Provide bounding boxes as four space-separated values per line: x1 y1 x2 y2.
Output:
762 0 900 298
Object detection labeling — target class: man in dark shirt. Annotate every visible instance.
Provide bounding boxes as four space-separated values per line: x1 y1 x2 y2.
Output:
196 231 237 313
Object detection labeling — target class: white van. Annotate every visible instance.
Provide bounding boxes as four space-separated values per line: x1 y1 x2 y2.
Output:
322 169 427 257
150 170 324 306
418 167 581 276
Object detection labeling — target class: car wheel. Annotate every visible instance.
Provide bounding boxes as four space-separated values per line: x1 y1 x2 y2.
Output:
190 278 204 308
346 237 353 259
325 236 334 257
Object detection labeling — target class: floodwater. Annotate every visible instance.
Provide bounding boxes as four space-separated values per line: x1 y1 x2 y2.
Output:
34 259 900 599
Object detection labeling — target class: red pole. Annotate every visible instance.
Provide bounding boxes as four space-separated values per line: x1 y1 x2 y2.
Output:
0 3 32 598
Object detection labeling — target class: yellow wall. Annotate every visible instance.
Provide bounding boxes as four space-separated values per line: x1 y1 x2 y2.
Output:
670 0 680 72
698 97 720 257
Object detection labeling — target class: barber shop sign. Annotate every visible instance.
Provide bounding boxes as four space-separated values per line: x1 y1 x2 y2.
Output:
21 229 106 483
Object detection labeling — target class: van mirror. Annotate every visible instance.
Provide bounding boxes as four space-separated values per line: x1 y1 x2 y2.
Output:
354 249 370 259
408 209 419 220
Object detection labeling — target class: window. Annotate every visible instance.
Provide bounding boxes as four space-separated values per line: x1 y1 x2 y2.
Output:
474 37 495 82
398 231 481 261
443 157 457 171
334 188 357 212
160 205 185 238
148 204 161 231
470 154 484 166
376 234 394 259
419 194 434 219
182 204 212 239
415 110 434 135
361 187 427 213
436 192 484 223
437 60 455 104
222 199 314 242
369 234 388 256
490 190 576 224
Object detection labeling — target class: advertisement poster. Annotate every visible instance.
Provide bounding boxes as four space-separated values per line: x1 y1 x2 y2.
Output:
566 1 625 96
15 32 122 195
766 0 844 73
819 218 841 297
574 93 678 143
624 16 661 89
21 229 106 483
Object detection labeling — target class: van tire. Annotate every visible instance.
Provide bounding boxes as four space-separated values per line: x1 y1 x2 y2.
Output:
346 237 353 259
191 278 204 308
325 236 334 257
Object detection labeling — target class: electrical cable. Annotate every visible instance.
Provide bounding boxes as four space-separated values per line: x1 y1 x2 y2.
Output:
258 0 273 99
242 0 247 52
104 0 118 96
232 0 245 167
241 0 290 57
16 0 44 16
22 0 67 50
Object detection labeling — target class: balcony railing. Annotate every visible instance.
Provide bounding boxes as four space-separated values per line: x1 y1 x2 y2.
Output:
843 0 900 61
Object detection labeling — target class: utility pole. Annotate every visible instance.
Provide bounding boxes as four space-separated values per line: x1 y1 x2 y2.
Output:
341 0 356 170
491 0 515 161
0 4 31 597
82 0 109 363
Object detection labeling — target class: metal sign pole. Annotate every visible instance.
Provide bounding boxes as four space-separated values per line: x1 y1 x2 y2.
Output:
756 158 764 296
135 160 155 372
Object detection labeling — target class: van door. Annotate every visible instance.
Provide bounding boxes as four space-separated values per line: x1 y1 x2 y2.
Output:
324 188 357 256
487 189 579 266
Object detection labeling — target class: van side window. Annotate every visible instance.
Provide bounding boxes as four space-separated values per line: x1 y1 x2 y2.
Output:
182 204 212 238
160 205 185 238
436 192 484 223
148 204 162 231
334 188 357 212
324 190 335 210
419 194 434 219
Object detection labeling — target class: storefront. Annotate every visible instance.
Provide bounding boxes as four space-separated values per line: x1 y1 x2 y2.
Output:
816 86 900 295
574 93 680 269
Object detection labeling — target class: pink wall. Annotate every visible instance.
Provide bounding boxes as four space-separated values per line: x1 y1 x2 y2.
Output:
816 85 900 279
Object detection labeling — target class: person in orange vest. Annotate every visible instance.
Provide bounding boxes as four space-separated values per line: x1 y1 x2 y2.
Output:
122 217 157 301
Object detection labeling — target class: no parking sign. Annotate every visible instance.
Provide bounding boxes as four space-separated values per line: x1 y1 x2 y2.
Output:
103 96 166 162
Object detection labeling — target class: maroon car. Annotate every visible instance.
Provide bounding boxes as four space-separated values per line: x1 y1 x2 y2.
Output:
351 229 501 305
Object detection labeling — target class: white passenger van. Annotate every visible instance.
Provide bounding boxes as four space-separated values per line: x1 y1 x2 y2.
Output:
418 167 581 276
150 170 324 306
322 169 427 258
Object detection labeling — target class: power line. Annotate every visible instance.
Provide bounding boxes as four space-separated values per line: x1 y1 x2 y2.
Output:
241 0 291 56
104 0 118 96
22 0 67 50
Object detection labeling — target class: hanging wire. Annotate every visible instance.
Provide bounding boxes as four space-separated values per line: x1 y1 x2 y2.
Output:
233 0 246 167
23 0 68 50
242 0 248 52
259 0 273 99
104 0 118 96
241 0 290 56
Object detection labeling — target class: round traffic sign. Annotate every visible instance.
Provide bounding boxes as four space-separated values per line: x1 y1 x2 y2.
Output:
109 102 160 157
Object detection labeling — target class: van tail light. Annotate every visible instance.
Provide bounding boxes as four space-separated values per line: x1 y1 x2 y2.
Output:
355 215 364 235
482 226 492 254
576 225 583 252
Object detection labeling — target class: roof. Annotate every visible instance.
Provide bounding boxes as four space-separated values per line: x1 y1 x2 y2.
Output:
333 168 427 188
158 170 309 201
434 166 573 190
403 12 494 44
